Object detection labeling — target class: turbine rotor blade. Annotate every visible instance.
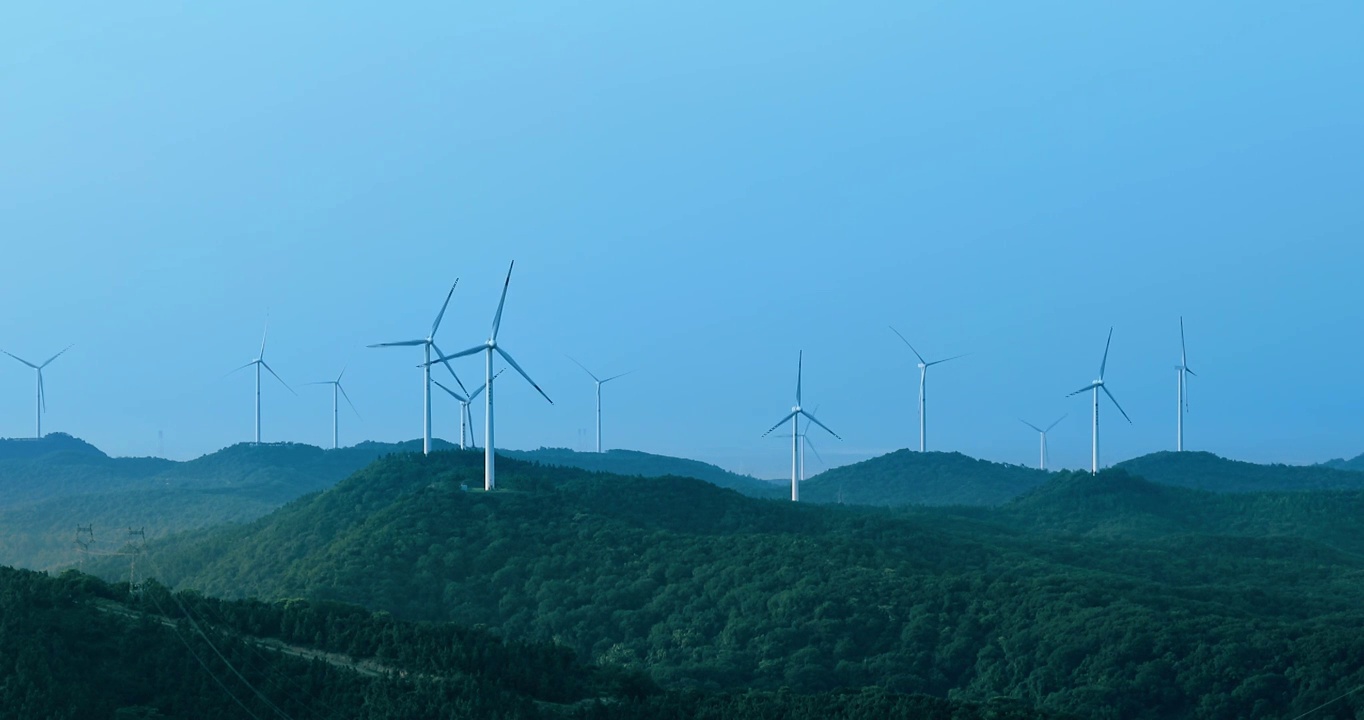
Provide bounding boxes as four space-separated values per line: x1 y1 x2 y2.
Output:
1019 419 1044 433
804 435 825 465
796 351 803 407
926 352 969 367
430 342 469 395
1101 385 1132 423
1180 316 1188 367
1045 413 1068 432
1099 327 1114 380
491 261 514 341
496 346 552 404
40 345 73 368
467 369 504 402
259 321 269 360
432 345 487 364
224 361 257 378
567 355 601 383
261 361 297 396
368 339 427 348
2 351 38 369
601 370 635 384
38 371 46 413
432 379 469 402
1066 383 1097 397
889 326 927 365
338 383 361 419
762 411 798 437
800 410 841 440
431 279 459 338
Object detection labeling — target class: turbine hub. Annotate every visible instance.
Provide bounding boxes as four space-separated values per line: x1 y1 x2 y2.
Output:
792 405 801 413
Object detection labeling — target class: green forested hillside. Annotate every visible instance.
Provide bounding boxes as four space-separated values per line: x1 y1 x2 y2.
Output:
1114 450 1364 493
0 565 1047 720
1320 451 1364 472
800 450 1051 506
119 451 1364 719
504 447 784 498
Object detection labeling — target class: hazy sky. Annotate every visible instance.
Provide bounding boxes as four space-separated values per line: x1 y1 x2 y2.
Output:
2 2 1362 476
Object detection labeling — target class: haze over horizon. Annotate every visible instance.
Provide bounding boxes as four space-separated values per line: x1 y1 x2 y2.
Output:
3 2 1362 477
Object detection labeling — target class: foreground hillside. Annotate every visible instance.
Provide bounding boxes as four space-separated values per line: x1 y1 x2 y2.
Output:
125 450 1364 719
801 450 1052 506
0 565 1047 720
1115 451 1364 493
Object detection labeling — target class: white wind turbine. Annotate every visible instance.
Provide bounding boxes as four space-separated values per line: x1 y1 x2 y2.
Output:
227 324 295 444
368 281 467 455
762 352 840 502
304 368 359 450
889 326 966 452
2 345 72 438
567 357 634 453
432 262 552 490
432 369 500 450
1176 317 1197 452
1019 414 1066 471
1066 328 1131 474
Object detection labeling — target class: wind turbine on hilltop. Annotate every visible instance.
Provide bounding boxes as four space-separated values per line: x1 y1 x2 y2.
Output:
1066 328 1130 474
432 369 500 450
431 262 552 491
368 281 467 455
2 345 72 438
762 352 840 502
304 367 359 450
1019 414 1066 471
1176 317 1197 452
568 356 633 453
227 323 295 444
889 326 965 452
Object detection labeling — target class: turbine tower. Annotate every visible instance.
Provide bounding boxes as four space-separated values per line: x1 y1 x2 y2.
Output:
762 352 840 502
433 262 552 490
889 326 965 452
1019 414 1066 470
432 370 498 450
227 324 295 444
304 368 359 449
568 357 633 453
1176 317 1197 452
2 345 72 438
1066 328 1131 474
368 281 467 455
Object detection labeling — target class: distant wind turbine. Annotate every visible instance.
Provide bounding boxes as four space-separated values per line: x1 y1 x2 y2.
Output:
1176 317 1197 452
227 324 295 444
568 356 633 453
368 281 467 455
762 352 840 502
1019 414 1066 471
1066 328 1131 474
432 369 500 450
304 367 359 450
432 262 552 490
2 345 72 438
889 327 966 452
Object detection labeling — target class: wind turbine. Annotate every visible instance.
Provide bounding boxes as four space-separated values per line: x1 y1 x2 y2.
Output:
2 345 72 438
227 324 295 444
1176 317 1197 452
432 262 552 491
432 369 500 450
889 326 965 452
1019 414 1066 471
762 352 840 502
368 281 467 455
568 357 633 453
1066 328 1131 474
304 368 359 450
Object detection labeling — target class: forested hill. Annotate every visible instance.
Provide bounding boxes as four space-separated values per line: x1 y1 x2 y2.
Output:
800 449 1051 506
1320 451 1364 472
503 447 784 498
1114 450 1364 493
122 450 1364 719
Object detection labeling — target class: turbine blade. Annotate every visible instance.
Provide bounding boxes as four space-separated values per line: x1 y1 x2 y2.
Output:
432 379 469 402
1185 367 1198 377
468 369 504 402
261 361 297 396
336 364 347 383
430 342 469 395
368 339 427 348
1180 316 1188 367
431 279 459 338
1019 419 1044 433
601 370 635 383
762 411 798 437
1101 385 1132 423
259 322 269 359
1099 327 1114 380
2 351 38 369
432 345 487 364
926 352 969 367
38 371 46 413
889 326 927 365
796 351 803 407
338 383 361 419
567 355 601 383
491 261 514 341
800 410 841 440
496 346 552 404
301 381 332 386
40 345 73 368
1045 413 1068 432
1066 383 1096 397
224 361 257 378
804 435 825 465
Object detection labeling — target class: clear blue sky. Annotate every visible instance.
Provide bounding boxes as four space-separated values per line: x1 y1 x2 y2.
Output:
1 2 1361 476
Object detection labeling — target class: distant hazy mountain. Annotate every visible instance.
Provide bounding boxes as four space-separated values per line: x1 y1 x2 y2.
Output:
1319 452 1364 472
503 447 785 499
799 449 1053 506
1114 450 1364 493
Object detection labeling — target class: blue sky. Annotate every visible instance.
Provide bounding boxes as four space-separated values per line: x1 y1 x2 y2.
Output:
1 2 1361 476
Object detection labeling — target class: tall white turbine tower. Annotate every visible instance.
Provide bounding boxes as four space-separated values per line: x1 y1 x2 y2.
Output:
1067 328 1131 474
304 368 359 449
432 370 498 450
434 262 552 490
368 281 467 455
762 352 840 502
568 357 633 453
1176 317 1197 452
2 345 72 438
889 327 965 452
1019 414 1066 470
227 324 295 444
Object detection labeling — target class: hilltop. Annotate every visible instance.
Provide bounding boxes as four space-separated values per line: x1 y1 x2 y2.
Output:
503 447 784 498
123 450 1364 719
800 449 1052 506
1114 450 1364 493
